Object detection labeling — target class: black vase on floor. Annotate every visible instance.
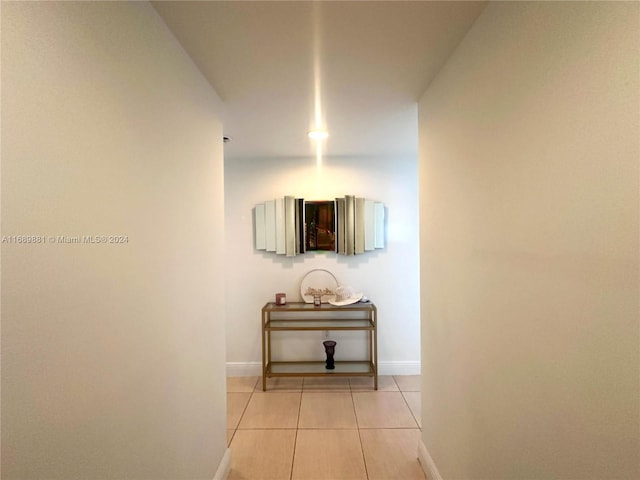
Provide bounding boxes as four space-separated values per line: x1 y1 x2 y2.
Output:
323 340 336 370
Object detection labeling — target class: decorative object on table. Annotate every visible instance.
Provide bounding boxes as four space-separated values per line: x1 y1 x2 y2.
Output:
323 340 336 369
300 268 338 303
328 285 363 306
313 293 321 307
275 293 286 305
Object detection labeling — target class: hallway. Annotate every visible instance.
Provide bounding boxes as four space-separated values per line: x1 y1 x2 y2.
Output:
226 375 424 480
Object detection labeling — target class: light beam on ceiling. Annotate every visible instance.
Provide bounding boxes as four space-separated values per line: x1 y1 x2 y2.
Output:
311 1 326 169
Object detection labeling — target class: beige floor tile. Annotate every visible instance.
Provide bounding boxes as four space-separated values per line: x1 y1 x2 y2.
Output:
393 374 421 392
227 376 259 392
238 392 301 429
227 429 235 446
349 375 399 391
303 376 350 391
228 429 296 480
353 392 418 428
298 392 357 429
291 429 367 480
258 376 304 392
360 429 426 480
402 391 422 428
227 392 251 429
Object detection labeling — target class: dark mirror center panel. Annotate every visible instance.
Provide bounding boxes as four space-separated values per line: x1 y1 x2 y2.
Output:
305 201 335 251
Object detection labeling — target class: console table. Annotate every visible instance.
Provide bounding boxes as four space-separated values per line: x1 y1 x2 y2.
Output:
261 302 378 391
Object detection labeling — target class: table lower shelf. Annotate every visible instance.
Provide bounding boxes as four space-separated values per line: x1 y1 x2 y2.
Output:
263 361 378 391
266 360 375 375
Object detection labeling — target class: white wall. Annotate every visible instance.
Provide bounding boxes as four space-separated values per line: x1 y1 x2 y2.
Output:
418 2 638 479
1 2 227 478
224 153 420 374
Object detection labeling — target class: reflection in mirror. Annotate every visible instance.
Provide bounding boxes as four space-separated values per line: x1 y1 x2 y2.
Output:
305 201 335 251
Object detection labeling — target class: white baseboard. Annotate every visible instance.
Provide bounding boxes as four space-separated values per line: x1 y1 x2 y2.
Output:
212 447 231 480
226 361 420 376
418 440 442 480
378 361 421 376
226 362 262 376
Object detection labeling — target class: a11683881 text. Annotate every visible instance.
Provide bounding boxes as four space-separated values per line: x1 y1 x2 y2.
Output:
1 235 129 245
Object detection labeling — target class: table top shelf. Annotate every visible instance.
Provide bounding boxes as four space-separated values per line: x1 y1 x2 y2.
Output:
263 301 376 313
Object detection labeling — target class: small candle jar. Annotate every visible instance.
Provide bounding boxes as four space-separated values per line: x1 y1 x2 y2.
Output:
313 293 321 307
275 293 286 306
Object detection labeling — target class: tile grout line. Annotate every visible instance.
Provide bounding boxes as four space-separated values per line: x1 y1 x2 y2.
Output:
399 389 421 429
226 378 259 451
350 378 370 480
289 387 304 480
394 374 422 429
391 375 400 391
228 383 255 435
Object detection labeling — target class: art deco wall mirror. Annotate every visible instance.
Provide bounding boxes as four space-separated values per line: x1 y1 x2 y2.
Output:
254 196 385 257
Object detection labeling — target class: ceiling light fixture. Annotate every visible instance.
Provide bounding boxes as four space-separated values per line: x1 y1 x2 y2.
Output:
308 130 328 140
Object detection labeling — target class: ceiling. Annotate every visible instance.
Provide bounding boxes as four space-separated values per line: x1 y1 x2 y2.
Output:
152 1 487 159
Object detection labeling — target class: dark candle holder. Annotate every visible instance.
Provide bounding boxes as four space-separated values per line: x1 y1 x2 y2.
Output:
323 340 336 370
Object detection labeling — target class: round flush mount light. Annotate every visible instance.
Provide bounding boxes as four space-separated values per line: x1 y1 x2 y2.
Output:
308 130 329 140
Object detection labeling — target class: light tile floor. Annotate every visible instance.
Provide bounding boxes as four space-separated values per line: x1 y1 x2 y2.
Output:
226 375 424 480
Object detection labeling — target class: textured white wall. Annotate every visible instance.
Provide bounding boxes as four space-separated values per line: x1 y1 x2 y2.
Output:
419 2 639 479
1 2 227 478
224 153 420 373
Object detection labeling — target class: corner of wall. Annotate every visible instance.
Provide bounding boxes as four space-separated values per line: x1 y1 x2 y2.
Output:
212 448 232 480
417 440 442 480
